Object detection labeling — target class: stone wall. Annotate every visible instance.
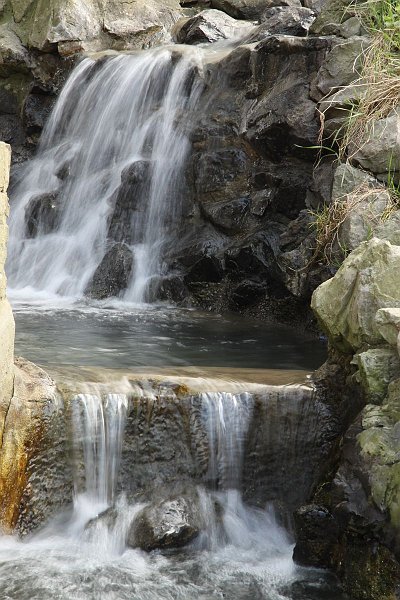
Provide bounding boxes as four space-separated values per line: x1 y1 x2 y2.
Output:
0 141 15 443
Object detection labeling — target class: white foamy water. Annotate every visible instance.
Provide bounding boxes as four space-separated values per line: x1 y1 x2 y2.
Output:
7 45 204 302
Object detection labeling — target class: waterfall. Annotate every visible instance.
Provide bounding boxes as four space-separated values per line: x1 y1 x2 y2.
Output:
200 391 254 490
197 391 290 553
71 393 128 524
7 46 204 302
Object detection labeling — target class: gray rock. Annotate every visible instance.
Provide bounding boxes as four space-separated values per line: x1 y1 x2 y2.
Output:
174 9 252 44
375 308 400 348
108 160 150 245
128 494 202 551
311 37 370 101
85 243 133 299
258 6 315 36
331 163 378 201
350 110 400 183
312 238 400 352
338 188 391 253
210 0 285 20
25 191 61 238
357 347 400 405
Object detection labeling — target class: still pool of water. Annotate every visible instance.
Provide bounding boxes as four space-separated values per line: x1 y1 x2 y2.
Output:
12 297 326 373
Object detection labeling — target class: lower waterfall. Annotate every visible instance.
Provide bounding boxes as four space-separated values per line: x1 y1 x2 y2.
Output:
0 386 347 599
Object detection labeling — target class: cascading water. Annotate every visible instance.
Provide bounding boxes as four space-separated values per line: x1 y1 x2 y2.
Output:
71 393 128 517
7 46 204 302
200 391 254 490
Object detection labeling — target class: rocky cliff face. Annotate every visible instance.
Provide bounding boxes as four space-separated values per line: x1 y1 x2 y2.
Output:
3 0 374 326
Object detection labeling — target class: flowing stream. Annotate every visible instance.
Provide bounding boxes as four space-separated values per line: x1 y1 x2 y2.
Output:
0 387 346 600
2 29 345 600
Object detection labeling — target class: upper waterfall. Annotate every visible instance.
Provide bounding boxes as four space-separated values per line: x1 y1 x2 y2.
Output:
7 46 204 302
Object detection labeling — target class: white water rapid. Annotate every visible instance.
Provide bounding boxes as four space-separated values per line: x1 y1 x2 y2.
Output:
7 46 204 302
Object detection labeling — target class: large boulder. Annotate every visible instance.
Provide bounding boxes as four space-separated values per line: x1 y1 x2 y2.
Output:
1 0 182 53
174 9 252 44
0 358 66 534
312 238 400 352
127 492 202 551
85 242 133 299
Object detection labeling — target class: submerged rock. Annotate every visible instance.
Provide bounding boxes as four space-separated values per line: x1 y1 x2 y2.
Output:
128 494 202 551
85 243 133 299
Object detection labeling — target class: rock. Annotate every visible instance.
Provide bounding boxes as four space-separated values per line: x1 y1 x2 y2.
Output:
1 0 183 53
224 238 276 280
210 0 288 20
376 308 400 348
294 414 400 600
244 36 333 162
201 197 250 233
305 158 335 209
0 358 65 534
357 347 400 405
350 110 400 183
230 280 266 307
108 160 150 244
331 163 379 201
24 191 61 238
310 0 354 35
311 238 400 352
318 84 368 137
85 243 133 299
24 92 55 133
293 504 339 567
0 143 15 443
174 9 252 44
184 255 224 284
251 6 315 38
338 188 391 253
128 494 202 551
311 37 370 101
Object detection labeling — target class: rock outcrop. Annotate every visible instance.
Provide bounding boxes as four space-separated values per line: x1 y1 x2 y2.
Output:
0 142 15 462
128 490 202 551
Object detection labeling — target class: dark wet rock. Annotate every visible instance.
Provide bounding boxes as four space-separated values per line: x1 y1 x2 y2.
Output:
184 255 224 284
128 493 202 551
157 275 189 303
24 92 55 134
108 160 150 245
293 504 339 567
200 197 250 234
224 238 277 280
247 6 315 39
85 507 118 533
24 191 61 238
210 0 300 20
230 280 266 308
174 9 252 44
85 243 133 299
